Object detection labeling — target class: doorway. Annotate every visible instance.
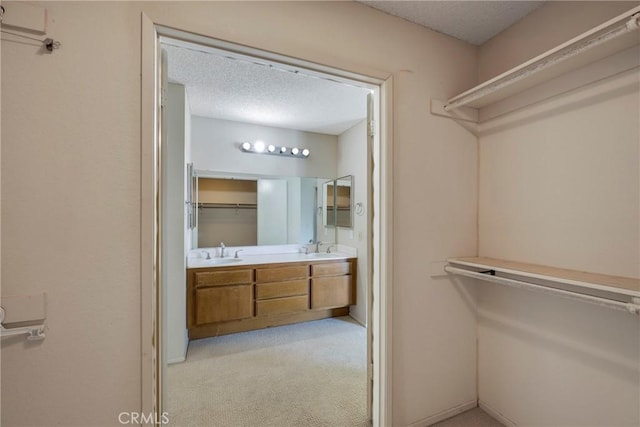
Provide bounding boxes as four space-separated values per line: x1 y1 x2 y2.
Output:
141 17 393 426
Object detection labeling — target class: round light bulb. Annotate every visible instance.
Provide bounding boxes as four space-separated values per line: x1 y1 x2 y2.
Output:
267 144 276 153
292 147 300 155
242 142 251 151
280 147 287 153
254 141 265 153
302 149 310 157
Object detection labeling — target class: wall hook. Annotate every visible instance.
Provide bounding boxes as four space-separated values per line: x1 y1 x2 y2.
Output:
44 38 61 52
1 29 62 53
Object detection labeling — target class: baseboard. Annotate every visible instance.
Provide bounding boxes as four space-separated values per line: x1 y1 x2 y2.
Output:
479 400 518 427
406 400 477 427
348 311 366 327
167 330 189 365
167 355 186 364
167 332 188 365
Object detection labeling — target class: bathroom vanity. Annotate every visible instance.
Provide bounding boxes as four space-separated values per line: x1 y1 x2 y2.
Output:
186 255 357 339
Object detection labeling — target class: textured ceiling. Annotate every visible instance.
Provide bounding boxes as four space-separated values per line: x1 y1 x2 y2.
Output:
358 1 545 45
165 2 545 134
164 44 369 136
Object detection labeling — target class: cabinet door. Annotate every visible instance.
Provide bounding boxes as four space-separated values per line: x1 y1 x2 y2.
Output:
195 284 252 325
311 276 353 309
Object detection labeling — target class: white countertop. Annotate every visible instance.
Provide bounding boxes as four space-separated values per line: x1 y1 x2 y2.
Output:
187 252 354 269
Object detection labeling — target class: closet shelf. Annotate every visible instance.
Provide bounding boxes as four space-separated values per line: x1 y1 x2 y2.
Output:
197 202 257 209
432 6 640 118
446 257 640 314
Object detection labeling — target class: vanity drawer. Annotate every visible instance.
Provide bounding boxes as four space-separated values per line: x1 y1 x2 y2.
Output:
195 284 253 325
256 279 309 300
256 265 309 283
311 262 351 277
255 295 308 316
310 275 353 309
195 269 253 288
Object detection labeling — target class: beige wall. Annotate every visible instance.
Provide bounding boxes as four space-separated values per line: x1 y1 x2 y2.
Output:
477 2 640 425
1 3 142 426
337 120 368 325
164 83 189 364
191 116 339 179
1 1 478 426
478 1 637 81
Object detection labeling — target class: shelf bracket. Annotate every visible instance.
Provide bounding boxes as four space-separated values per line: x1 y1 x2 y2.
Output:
430 99 478 123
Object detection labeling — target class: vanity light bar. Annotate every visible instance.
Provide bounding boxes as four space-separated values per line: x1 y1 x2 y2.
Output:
240 141 310 158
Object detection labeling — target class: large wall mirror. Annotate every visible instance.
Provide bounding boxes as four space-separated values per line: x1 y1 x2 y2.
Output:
192 173 335 248
322 175 354 229
322 180 335 227
335 175 353 228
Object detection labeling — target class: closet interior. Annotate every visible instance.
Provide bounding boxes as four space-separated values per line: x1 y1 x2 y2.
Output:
433 5 640 426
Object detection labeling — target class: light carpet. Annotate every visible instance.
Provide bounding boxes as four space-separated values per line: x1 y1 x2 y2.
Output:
167 316 369 427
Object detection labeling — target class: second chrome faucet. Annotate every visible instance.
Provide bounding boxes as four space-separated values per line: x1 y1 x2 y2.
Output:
219 241 226 258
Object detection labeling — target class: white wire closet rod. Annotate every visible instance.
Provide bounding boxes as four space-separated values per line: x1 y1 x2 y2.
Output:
444 6 640 111
445 265 640 315
0 303 47 341
0 324 46 340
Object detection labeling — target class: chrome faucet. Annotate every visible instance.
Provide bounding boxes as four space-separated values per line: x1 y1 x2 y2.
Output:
315 241 323 253
326 245 336 254
300 246 310 255
234 249 244 259
201 250 211 260
220 242 226 258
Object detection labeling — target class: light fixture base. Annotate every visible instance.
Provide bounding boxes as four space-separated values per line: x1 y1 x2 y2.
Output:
240 142 310 158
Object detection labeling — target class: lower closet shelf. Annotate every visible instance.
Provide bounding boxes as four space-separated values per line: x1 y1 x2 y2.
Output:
446 257 640 314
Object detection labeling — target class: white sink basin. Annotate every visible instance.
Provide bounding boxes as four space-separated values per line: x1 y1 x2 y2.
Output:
208 258 243 264
306 253 342 258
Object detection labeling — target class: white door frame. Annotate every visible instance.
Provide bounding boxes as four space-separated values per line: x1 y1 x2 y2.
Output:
141 12 393 426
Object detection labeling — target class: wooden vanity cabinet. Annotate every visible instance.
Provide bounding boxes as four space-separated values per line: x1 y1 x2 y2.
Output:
195 285 252 324
310 261 356 310
188 269 253 326
255 265 309 316
187 258 356 339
